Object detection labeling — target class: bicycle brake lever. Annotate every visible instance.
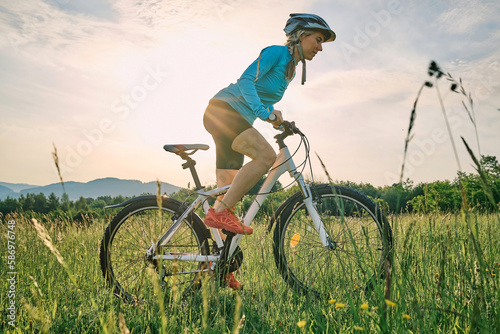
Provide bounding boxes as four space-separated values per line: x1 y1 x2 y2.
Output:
283 121 296 135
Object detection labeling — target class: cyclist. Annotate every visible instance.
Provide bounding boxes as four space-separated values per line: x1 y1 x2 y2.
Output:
203 13 336 289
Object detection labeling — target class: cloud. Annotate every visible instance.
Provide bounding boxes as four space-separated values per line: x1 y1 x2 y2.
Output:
1 2 122 73
436 0 498 35
1 0 499 187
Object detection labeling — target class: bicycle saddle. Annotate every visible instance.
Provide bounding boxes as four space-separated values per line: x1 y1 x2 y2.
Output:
163 144 209 154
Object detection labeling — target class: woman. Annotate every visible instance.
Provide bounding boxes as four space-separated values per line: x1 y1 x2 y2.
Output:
203 13 336 289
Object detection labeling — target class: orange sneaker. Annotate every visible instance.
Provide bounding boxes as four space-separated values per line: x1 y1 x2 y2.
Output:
204 208 253 235
224 272 242 290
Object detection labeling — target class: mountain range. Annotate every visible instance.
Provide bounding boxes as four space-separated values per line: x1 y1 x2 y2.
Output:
0 178 181 201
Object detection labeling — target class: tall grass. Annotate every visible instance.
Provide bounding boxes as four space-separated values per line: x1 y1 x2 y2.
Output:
394 60 500 334
3 61 497 333
1 211 498 333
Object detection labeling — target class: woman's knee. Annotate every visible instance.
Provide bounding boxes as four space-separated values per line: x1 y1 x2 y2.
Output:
258 147 277 169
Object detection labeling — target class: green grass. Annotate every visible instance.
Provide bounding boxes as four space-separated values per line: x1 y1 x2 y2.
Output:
1 211 498 333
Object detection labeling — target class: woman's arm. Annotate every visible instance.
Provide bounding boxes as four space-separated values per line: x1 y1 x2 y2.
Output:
236 46 282 120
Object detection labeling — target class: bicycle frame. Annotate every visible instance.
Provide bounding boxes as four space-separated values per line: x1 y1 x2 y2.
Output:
153 142 331 265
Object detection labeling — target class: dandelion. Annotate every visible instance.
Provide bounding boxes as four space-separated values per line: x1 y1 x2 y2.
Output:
360 303 369 310
297 320 306 328
385 299 396 307
403 314 411 320
335 303 345 309
328 299 336 304
354 326 364 331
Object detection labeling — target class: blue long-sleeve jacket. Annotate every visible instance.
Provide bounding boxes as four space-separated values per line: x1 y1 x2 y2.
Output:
212 45 295 125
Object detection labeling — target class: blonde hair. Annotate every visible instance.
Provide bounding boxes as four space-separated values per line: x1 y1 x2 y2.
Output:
285 30 316 81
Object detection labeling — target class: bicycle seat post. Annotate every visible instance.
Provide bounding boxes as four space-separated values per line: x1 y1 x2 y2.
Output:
179 153 204 191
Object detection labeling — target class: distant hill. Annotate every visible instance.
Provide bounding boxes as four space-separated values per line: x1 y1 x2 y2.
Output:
0 178 180 201
0 185 17 199
0 182 38 193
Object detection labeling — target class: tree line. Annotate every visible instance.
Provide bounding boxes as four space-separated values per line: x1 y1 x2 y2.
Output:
0 193 132 224
1 155 498 222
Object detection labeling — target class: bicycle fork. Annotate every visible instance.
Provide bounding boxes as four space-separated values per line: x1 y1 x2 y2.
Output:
297 180 335 249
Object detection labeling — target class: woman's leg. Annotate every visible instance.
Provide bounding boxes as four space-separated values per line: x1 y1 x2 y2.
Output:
214 128 276 213
213 169 243 289
214 169 238 240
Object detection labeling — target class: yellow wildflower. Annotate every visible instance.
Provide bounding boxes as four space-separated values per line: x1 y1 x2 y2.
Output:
385 299 396 307
328 299 336 304
297 320 306 328
335 303 345 309
403 314 411 320
360 303 369 310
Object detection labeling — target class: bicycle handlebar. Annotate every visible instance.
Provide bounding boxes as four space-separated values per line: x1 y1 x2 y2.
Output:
274 120 304 148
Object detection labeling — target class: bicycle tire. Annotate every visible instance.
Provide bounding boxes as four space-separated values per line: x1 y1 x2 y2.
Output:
99 197 211 303
273 184 393 298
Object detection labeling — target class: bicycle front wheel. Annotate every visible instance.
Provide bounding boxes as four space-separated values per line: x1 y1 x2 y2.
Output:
99 197 210 303
273 185 392 298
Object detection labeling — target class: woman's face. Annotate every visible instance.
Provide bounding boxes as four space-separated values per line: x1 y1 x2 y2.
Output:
299 31 324 61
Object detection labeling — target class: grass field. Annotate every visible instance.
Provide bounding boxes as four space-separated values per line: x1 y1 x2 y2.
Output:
1 210 499 333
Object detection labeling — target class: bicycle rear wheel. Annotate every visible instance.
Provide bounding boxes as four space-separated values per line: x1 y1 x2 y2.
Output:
99 197 210 303
273 185 392 298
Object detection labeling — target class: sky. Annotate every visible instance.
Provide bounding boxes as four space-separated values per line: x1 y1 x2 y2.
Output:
1 0 499 190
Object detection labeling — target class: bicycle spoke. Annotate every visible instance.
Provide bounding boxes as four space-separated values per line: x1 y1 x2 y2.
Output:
100 199 209 303
275 186 392 298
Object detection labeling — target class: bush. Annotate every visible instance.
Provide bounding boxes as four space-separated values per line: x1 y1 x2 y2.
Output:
72 210 97 227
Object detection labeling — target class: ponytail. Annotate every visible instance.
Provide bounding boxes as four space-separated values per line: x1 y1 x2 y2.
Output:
284 30 315 84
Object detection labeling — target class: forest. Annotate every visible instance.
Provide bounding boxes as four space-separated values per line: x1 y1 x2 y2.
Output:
1 155 498 222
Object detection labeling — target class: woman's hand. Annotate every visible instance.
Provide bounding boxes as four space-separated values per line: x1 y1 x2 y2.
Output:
268 110 284 128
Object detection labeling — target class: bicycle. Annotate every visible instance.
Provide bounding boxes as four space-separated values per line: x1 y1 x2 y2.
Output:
99 121 393 303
